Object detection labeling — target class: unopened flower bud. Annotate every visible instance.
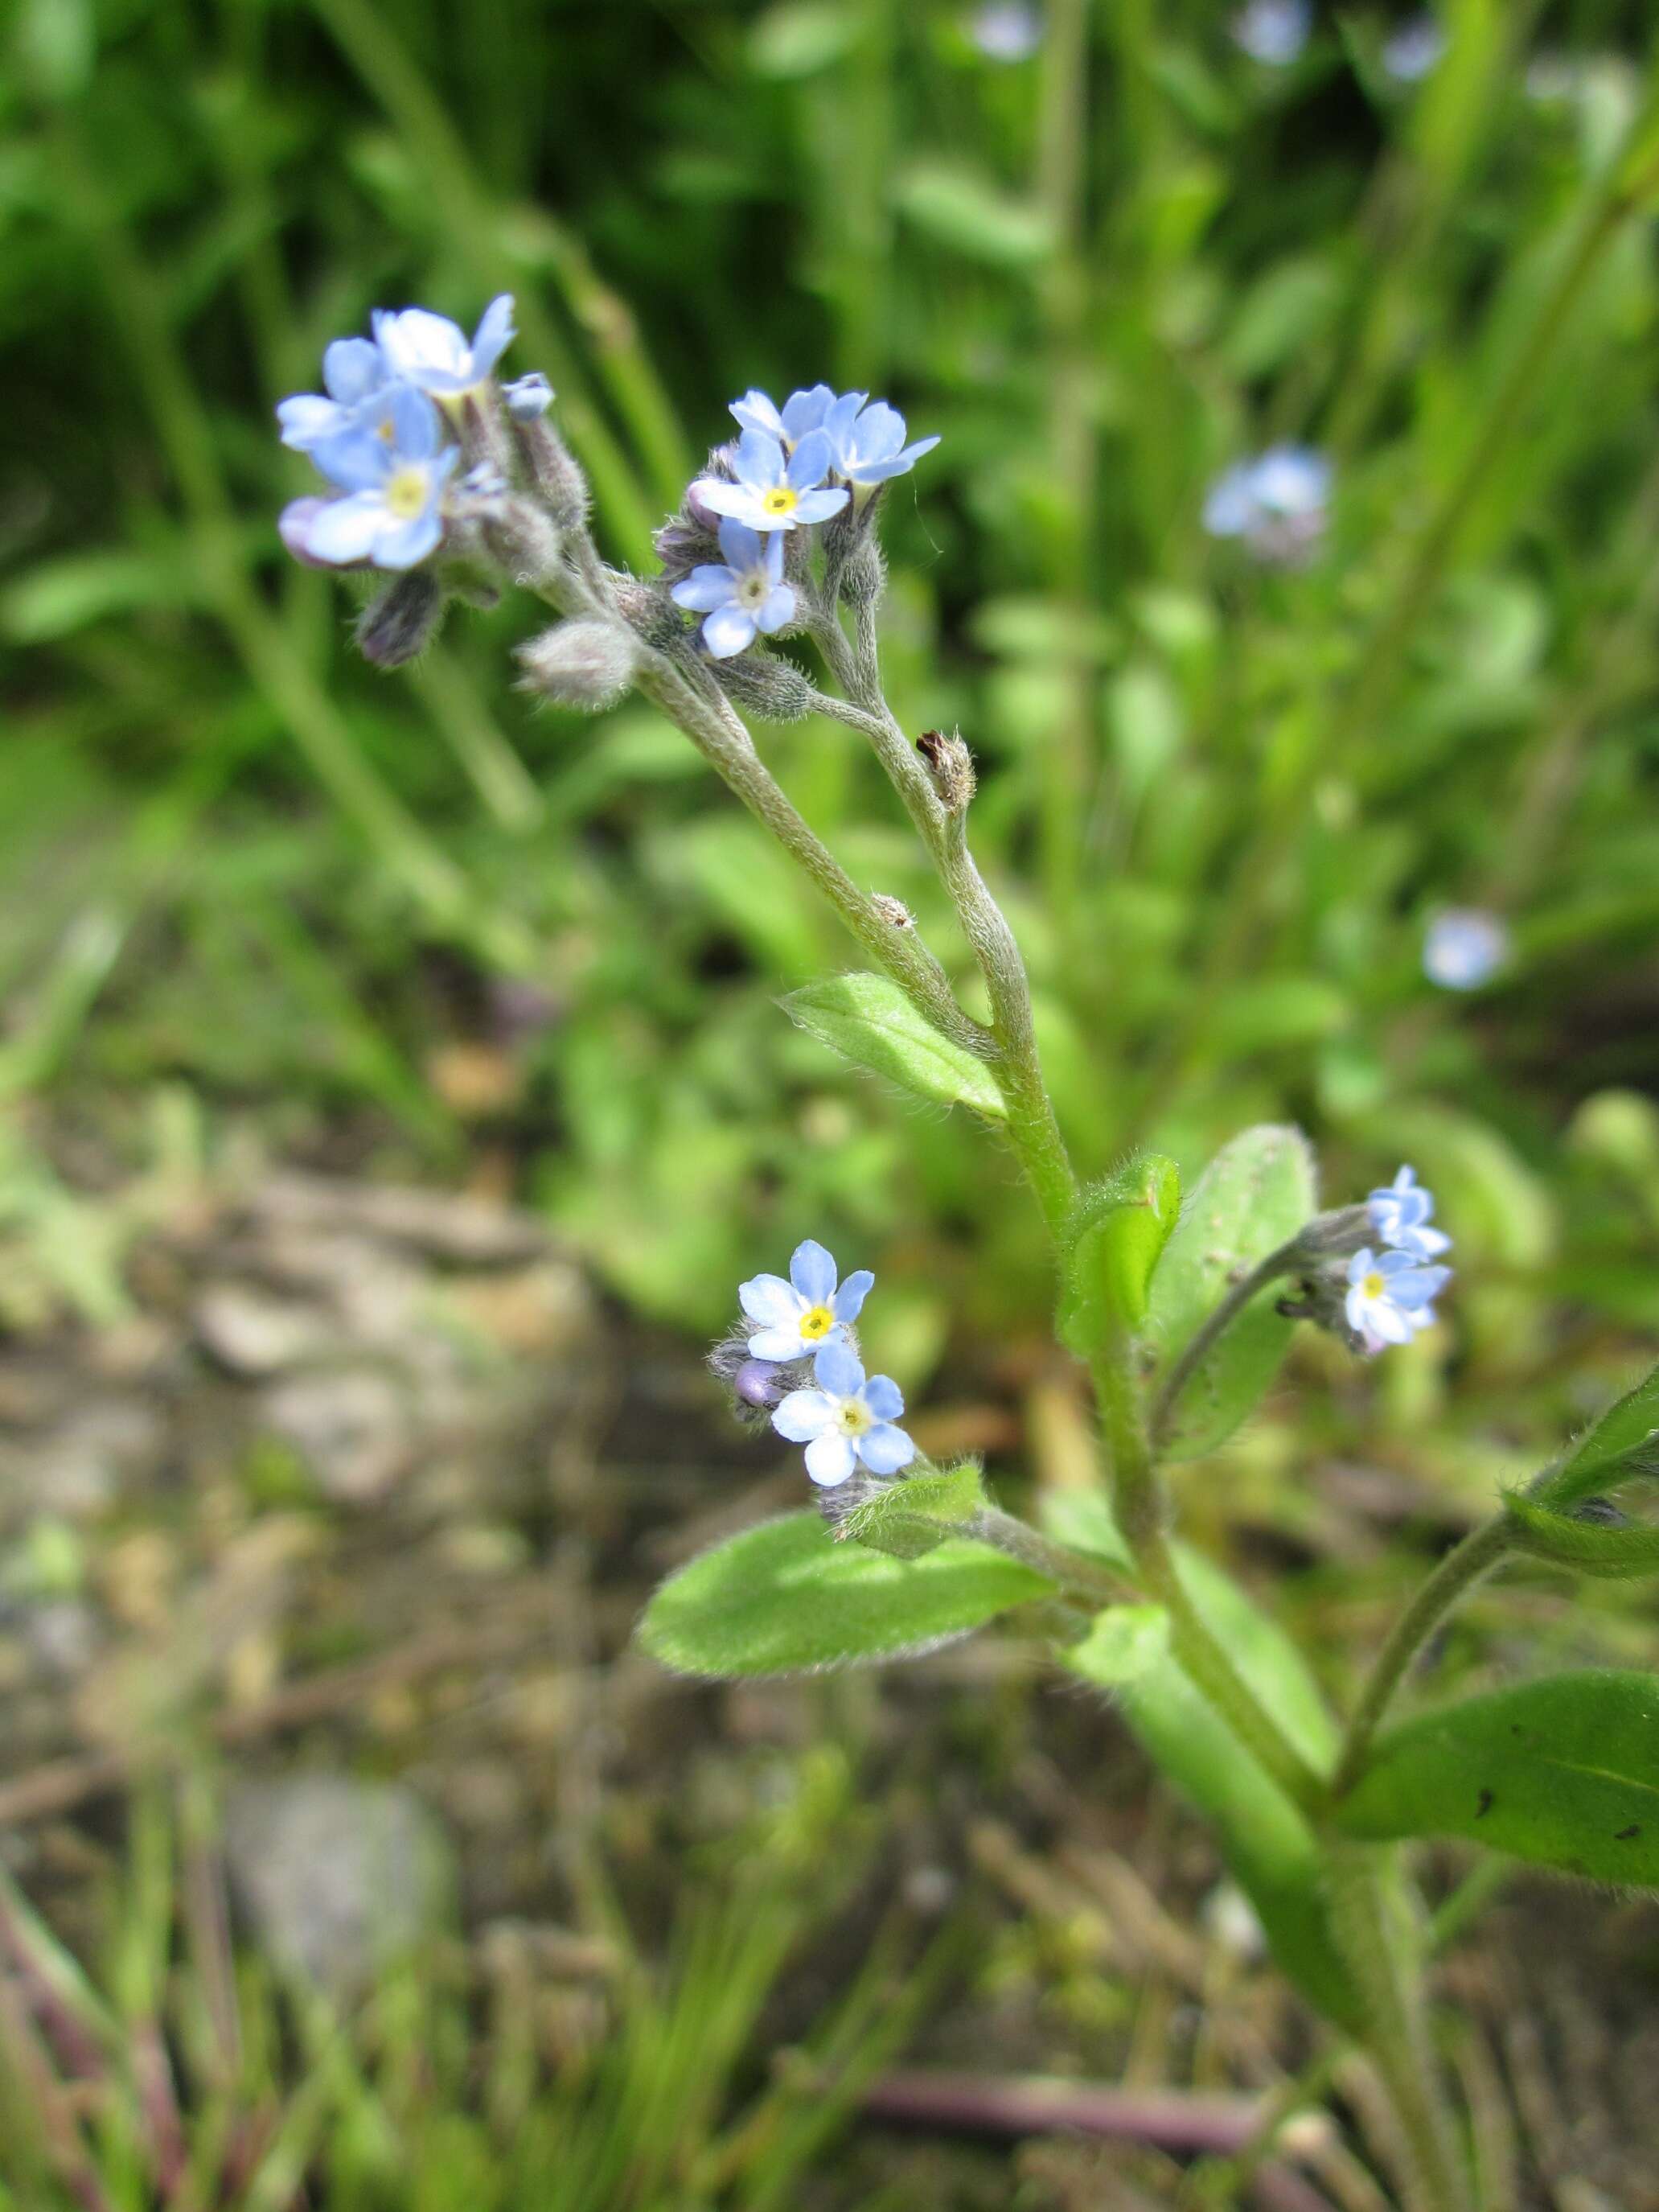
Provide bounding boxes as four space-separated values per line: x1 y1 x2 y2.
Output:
610 575 690 654
838 533 886 610
503 372 554 421
713 651 817 722
917 728 977 816
355 570 446 669
516 619 639 710
479 495 563 588
686 445 737 535
708 1329 812 1431
653 513 718 578
511 416 591 528
1287 1204 1374 1263
734 1359 786 1410
870 894 914 930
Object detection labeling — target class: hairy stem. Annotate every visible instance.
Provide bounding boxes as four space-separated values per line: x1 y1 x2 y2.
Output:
967 1507 1135 1610
1148 1237 1304 1446
1333 1516 1514 1795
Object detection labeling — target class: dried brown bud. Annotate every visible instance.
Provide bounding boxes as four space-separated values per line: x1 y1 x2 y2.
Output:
917 728 977 816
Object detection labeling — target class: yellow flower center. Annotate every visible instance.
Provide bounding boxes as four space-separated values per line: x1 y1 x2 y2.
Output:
799 1304 835 1341
1362 1272 1385 1299
384 466 429 520
761 486 798 518
836 1398 873 1437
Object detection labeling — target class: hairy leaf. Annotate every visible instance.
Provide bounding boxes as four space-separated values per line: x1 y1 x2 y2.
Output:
1502 1492 1659 1578
1335 1671 1659 1888
840 1461 986 1559
1533 1360 1659 1510
1060 1153 1181 1351
1145 1125 1316 1459
637 1511 1051 1678
781 973 1006 1118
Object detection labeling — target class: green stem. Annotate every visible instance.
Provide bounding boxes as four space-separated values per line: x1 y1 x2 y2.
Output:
1324 1845 1471 2212
967 1507 1135 1610
1333 1516 1513 1795
1148 1237 1302 1446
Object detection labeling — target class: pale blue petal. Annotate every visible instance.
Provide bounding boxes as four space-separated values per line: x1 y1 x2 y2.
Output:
786 429 833 490
733 428 786 489
470 294 516 376
388 384 443 459
300 493 385 565
749 1326 808 1359
696 481 766 525
812 1340 864 1397
730 389 786 440
780 384 836 441
823 390 867 447
716 519 764 571
756 584 795 634
848 401 906 464
791 487 849 523
862 1372 903 1422
372 508 443 569
773 1389 834 1443
805 1433 859 1486
739 1273 803 1326
322 338 384 405
671 565 740 612
703 604 758 658
310 426 389 491
790 1240 837 1304
832 1269 874 1322
858 1424 916 1475
277 394 343 450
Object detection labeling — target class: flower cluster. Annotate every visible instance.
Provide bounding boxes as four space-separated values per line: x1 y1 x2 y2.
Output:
1204 446 1332 566
275 296 526 573
716 1239 917 1487
667 384 938 657
1345 1166 1452 1356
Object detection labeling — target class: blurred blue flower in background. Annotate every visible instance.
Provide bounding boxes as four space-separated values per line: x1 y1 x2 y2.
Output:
968 2 1043 63
282 386 458 569
372 294 516 397
1231 0 1312 66
691 429 848 532
1382 14 1446 83
671 520 797 658
1345 1248 1451 1355
1423 908 1510 990
1204 445 1332 564
771 1342 916 1486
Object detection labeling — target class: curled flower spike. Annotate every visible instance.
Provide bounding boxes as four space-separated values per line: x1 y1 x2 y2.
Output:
372 294 516 397
670 520 795 657
285 386 459 571
1367 1166 1451 1262
1345 1248 1450 1356
738 1240 873 1361
772 1342 916 1487
1423 908 1509 991
277 338 392 452
689 429 848 534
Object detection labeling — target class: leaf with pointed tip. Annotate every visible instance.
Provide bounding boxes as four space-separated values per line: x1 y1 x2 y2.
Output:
1335 1671 1659 1888
840 1462 985 1559
1532 1360 1659 1511
781 973 1005 1118
637 1511 1051 1677
1502 1492 1659 1579
1146 1125 1316 1459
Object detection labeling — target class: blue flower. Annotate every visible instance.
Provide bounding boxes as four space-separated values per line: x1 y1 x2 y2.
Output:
1231 0 1311 65
771 1342 916 1487
729 385 836 450
1367 1166 1451 1262
738 1240 874 1362
1204 445 1331 564
1382 14 1444 81
968 2 1043 63
1345 1248 1450 1356
277 337 394 453
670 520 796 658
503 372 555 421
690 429 848 533
820 391 940 488
371 294 515 397
1423 909 1509 992
281 386 459 570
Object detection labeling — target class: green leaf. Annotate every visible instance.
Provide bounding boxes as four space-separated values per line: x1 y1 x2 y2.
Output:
1335 1672 1659 1889
1145 1125 1316 1460
637 1511 1051 1678
781 973 1006 1119
1534 1360 1659 1510
840 1462 986 1560
1059 1153 1181 1351
893 160 1053 269
1069 1603 1170 1684
747 2 861 76
1503 1492 1659 1579
1049 1496 1355 2026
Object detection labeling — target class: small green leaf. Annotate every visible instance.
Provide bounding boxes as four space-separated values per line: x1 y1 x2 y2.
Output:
637 1511 1051 1678
1502 1492 1659 1579
1059 1153 1181 1351
781 973 1006 1119
893 160 1053 269
1534 1360 1659 1510
1336 1672 1659 1889
1070 1603 1170 1684
747 2 860 77
840 1462 986 1560
1146 1125 1316 1459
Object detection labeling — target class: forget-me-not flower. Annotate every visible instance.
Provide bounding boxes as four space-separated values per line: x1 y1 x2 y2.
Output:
730 385 836 451
1231 0 1312 65
739 1240 874 1361
1367 1166 1451 1262
372 294 516 397
771 1342 917 1486
671 520 796 658
1423 908 1509 991
968 2 1043 62
283 386 459 570
819 392 941 490
277 338 392 453
1382 14 1444 82
691 430 848 534
1204 445 1332 564
1344 1247 1450 1356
